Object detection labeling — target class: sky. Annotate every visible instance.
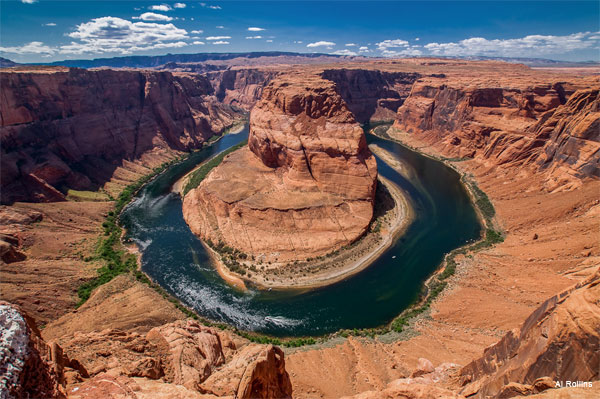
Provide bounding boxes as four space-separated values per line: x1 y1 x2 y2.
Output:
0 1 599 63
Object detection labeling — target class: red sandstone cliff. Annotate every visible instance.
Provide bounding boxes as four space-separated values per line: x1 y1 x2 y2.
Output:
459 270 600 398
530 88 599 187
393 79 566 156
183 73 377 262
0 67 243 204
209 68 279 110
321 69 420 123
391 77 599 189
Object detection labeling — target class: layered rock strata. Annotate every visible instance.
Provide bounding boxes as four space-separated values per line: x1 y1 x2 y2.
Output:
321 69 420 122
459 270 600 398
391 77 599 189
208 68 278 110
530 88 600 184
393 80 567 157
0 67 242 204
183 74 377 262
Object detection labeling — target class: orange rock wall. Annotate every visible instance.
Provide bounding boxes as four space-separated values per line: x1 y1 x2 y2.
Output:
0 68 242 204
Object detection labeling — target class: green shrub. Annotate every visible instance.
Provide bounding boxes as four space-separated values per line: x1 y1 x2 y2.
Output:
183 141 247 196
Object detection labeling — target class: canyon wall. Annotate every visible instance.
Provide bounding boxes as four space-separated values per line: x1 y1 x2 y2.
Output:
183 73 377 262
391 77 599 189
0 67 243 204
208 68 279 110
321 69 420 123
459 270 600 398
530 88 599 183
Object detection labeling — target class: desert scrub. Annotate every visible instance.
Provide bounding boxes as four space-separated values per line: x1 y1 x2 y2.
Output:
234 330 318 348
466 180 496 224
182 140 247 196
66 189 111 202
77 153 189 306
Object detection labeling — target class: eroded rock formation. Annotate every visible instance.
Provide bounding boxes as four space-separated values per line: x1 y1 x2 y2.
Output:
0 302 86 399
391 76 599 189
530 88 600 186
183 73 377 262
0 305 292 399
459 270 600 398
202 344 292 399
321 69 420 122
0 67 243 204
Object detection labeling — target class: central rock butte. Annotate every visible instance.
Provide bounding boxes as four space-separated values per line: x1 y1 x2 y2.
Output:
182 73 378 263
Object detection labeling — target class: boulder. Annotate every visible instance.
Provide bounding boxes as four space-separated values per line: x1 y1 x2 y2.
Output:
146 320 225 390
201 344 292 399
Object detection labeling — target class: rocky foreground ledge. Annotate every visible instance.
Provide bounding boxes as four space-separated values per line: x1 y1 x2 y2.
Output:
0 299 293 399
182 73 398 288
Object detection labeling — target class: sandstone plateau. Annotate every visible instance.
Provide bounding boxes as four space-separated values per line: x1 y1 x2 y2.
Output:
1 57 599 399
183 73 378 262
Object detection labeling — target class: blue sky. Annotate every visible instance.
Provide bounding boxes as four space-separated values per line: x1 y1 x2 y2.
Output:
1 1 599 62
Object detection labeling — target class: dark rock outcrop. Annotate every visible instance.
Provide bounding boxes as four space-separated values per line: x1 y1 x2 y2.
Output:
0 301 86 399
322 69 420 123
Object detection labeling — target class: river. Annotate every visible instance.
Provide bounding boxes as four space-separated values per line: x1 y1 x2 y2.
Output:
120 125 481 337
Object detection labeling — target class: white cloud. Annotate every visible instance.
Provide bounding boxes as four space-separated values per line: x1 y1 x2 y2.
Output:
424 32 600 57
43 22 57 26
193 41 205 45
149 4 171 12
415 37 420 41
216 25 225 29
376 39 410 50
21 0 38 4
248 27 265 31
212 40 229 45
190 30 203 34
306 41 336 48
345 43 357 47
266 39 273 43
381 48 422 57
134 12 173 22
0 41 55 54
206 36 231 40
200 3 222 10
245 35 262 39
358 46 370 53
332 49 357 56
174 3 186 8
293 40 303 44
376 38 423 57
59 16 188 54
